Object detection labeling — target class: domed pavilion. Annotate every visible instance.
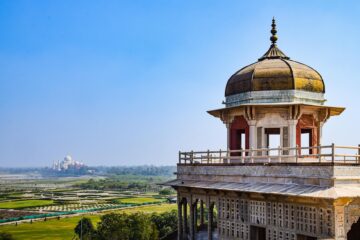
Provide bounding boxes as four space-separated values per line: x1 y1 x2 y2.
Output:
165 19 360 240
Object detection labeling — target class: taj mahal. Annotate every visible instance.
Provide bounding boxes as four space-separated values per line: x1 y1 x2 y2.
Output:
166 19 360 240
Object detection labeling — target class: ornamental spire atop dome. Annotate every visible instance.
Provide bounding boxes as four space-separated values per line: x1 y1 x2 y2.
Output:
259 18 289 61
270 17 278 44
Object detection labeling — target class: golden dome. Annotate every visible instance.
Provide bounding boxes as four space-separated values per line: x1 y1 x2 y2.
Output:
225 58 325 96
225 19 325 97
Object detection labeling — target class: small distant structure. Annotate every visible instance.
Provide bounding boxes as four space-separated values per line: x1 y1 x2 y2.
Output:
52 155 86 171
167 197 177 203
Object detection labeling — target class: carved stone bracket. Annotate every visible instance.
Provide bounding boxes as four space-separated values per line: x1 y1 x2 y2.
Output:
220 110 234 125
288 105 302 120
245 106 256 121
318 108 331 123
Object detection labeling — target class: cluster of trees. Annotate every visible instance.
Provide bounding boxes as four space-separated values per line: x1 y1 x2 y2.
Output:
0 165 176 178
76 178 154 191
74 210 177 240
42 166 93 177
76 172 174 191
106 166 175 177
158 188 174 196
0 167 41 174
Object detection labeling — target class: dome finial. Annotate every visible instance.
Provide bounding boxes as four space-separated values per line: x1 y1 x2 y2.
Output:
270 17 278 45
258 18 289 61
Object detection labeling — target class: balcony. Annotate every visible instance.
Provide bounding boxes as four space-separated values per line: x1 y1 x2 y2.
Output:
178 144 360 165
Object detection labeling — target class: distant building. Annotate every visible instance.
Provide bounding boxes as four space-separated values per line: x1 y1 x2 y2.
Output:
168 196 177 203
166 19 360 240
52 155 85 171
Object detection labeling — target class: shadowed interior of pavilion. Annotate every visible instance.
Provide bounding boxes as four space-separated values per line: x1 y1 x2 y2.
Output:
178 197 219 240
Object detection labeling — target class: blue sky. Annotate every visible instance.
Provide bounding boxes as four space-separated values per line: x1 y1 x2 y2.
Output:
0 1 359 167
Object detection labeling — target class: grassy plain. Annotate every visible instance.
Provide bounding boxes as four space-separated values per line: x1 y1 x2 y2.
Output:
117 197 164 204
0 203 176 240
0 200 54 209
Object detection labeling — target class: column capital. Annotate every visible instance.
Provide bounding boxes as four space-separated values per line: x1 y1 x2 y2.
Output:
287 119 298 125
248 120 257 126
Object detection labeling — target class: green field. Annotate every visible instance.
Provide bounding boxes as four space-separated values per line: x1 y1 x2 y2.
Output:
0 203 177 240
118 197 164 204
0 200 54 209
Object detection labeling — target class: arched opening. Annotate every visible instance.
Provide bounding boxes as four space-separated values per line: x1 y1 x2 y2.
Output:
301 129 313 155
348 217 360 240
202 202 218 240
230 116 249 157
265 128 281 156
188 199 218 240
296 114 318 155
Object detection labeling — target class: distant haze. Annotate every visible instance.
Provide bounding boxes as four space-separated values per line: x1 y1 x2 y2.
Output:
0 1 359 167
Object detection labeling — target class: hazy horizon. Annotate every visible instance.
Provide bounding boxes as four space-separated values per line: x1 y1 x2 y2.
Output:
1 1 360 167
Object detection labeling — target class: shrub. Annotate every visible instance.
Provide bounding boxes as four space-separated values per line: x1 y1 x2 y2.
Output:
0 232 14 240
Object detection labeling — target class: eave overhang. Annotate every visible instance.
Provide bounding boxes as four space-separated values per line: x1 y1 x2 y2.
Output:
207 103 345 119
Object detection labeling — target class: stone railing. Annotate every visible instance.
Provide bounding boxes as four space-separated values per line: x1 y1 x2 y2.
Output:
179 144 360 165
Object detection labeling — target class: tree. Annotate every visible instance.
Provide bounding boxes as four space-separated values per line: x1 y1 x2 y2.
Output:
150 210 177 238
148 224 159 240
96 213 130 240
158 188 172 196
126 213 158 240
0 232 14 240
74 217 96 240
96 213 158 240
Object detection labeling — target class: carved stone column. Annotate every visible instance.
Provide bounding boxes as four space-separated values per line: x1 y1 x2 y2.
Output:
177 198 183 240
183 199 188 238
288 120 298 156
190 202 195 240
208 203 214 240
226 123 231 150
335 204 346 240
248 120 257 150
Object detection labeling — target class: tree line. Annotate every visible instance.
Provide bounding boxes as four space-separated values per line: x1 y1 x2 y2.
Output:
74 210 177 240
106 166 176 177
